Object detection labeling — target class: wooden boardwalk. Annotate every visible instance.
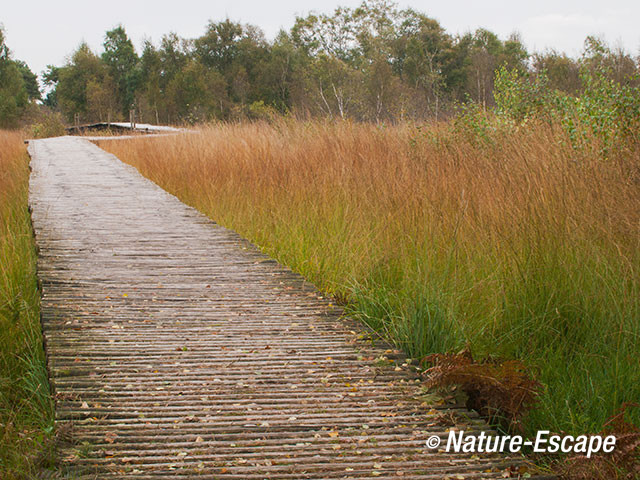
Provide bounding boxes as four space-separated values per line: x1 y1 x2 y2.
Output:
28 136 542 479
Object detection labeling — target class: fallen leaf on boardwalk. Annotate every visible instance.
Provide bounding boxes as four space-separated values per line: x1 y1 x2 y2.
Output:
195 436 204 443
328 430 339 437
373 463 382 469
81 401 89 409
104 432 118 444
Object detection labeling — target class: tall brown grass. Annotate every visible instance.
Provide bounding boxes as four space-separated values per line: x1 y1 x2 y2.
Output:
0 131 53 478
99 119 640 437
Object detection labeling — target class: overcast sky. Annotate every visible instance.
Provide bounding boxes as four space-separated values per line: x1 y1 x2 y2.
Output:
1 0 638 76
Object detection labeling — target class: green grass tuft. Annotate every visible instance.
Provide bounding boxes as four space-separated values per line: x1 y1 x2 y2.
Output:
0 131 54 478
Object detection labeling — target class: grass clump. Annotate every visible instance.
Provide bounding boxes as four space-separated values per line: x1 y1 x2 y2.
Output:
99 118 640 441
0 131 54 478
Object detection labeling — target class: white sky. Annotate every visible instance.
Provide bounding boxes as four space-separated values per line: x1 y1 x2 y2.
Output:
1 0 638 77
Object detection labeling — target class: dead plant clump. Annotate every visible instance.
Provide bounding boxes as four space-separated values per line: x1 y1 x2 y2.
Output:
422 349 640 478
421 348 541 433
556 404 640 480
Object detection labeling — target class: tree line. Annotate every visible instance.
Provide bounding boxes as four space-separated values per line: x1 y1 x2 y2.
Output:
0 28 40 128
2 0 640 127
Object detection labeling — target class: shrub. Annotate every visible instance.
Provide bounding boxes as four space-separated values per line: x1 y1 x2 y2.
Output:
28 110 66 138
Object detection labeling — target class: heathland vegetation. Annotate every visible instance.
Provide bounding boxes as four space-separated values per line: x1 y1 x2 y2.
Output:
100 94 640 437
0 0 639 477
0 132 53 477
100 51 640 474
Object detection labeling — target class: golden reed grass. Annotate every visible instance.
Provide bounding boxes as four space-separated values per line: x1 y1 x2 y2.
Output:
100 119 639 436
0 131 53 477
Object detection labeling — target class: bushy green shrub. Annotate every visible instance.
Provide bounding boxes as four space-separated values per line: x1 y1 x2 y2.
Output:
560 67 640 156
494 66 553 123
475 51 640 159
28 111 66 138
